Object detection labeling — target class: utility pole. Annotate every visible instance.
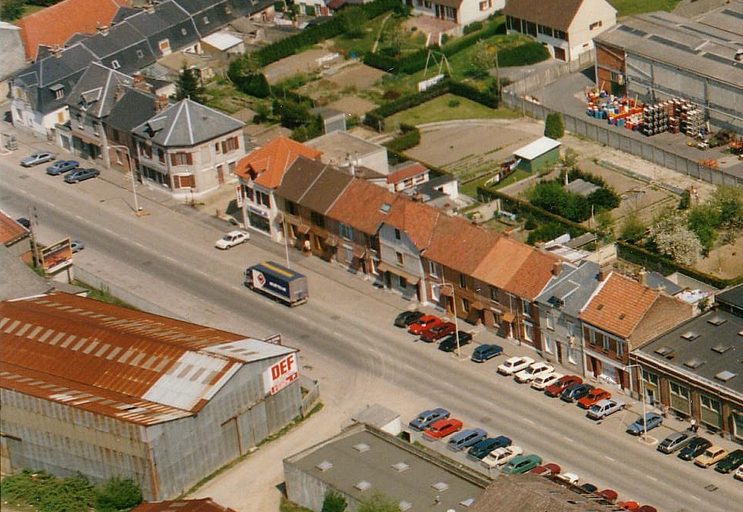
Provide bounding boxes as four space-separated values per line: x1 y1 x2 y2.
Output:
27 205 40 268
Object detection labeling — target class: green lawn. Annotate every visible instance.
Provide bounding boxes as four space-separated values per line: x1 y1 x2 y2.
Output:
385 93 520 131
330 13 425 58
608 0 680 17
459 168 530 197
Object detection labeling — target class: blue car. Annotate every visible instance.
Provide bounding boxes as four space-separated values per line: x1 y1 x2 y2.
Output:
64 168 100 183
448 428 488 451
471 344 503 362
467 435 512 460
408 408 450 431
46 160 79 175
626 412 663 435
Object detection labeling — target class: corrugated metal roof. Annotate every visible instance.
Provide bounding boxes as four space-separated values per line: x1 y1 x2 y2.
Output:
514 137 561 160
0 293 295 425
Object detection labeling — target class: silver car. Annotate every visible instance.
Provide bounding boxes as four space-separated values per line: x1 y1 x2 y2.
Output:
21 151 56 167
657 432 695 454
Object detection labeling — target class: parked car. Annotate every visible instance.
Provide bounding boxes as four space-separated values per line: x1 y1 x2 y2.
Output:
21 151 55 167
694 445 728 468
531 372 563 391
481 445 523 469
514 362 554 383
408 315 442 335
394 310 425 328
423 418 463 440
215 230 250 249
616 501 640 511
448 428 487 451
581 483 599 494
586 399 625 420
46 159 79 175
556 472 580 484
15 217 30 229
64 168 100 183
595 489 619 504
545 375 583 397
501 454 542 474
409 408 450 431
439 331 473 352
626 412 663 436
560 383 594 403
734 465 743 481
657 432 695 454
471 344 503 363
577 388 611 409
420 322 456 343
714 449 743 474
70 240 85 253
467 435 511 460
497 356 535 376
678 437 712 461
636 506 657 512
530 462 561 476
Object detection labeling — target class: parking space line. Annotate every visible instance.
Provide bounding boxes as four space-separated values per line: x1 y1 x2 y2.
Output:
646 475 657 482
604 455 614 462
563 436 574 443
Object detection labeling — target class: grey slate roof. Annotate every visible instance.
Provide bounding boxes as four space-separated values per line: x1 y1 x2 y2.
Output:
65 62 133 118
0 247 52 301
275 156 329 204
0 22 27 82
276 156 353 214
643 271 683 296
111 5 139 23
132 99 244 147
105 87 159 132
718 283 743 314
75 23 157 74
536 260 600 318
122 1 200 59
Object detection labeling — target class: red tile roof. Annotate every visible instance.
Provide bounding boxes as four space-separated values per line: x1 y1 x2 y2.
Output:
235 135 322 189
16 0 130 60
580 272 659 338
386 162 427 184
0 210 29 246
504 249 561 300
423 215 500 275
133 498 236 512
383 197 440 250
473 236 534 289
326 179 397 235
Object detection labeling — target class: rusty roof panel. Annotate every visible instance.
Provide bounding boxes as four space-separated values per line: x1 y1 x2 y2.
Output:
1 293 296 423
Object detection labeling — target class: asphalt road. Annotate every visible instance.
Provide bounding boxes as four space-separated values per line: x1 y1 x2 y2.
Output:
1 157 740 512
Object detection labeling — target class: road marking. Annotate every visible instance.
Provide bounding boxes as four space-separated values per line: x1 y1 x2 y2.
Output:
691 496 701 502
523 418 535 425
604 455 614 462
563 436 574 443
646 475 657 482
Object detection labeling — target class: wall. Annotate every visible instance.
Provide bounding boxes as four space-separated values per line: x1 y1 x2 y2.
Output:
501 92 743 187
504 51 595 96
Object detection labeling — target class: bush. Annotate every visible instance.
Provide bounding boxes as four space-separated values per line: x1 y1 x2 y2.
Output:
463 21 483 35
545 112 565 139
385 126 421 152
95 477 142 512
239 73 271 98
527 222 572 245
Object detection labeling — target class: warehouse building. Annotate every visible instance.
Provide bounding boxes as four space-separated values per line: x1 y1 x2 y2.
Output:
0 292 302 500
594 5 743 132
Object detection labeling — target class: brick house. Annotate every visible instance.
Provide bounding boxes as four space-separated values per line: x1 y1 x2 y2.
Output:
131 99 245 198
579 272 694 391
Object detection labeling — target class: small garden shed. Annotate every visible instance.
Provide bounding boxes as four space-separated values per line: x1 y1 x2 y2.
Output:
514 137 561 172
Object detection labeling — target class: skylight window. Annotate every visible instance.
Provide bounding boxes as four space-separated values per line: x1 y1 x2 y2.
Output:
684 358 705 369
353 443 370 453
355 481 371 491
707 316 727 326
380 202 391 213
681 331 700 341
715 371 736 382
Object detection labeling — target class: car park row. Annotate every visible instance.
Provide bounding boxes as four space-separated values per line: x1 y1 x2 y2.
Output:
396 309 743 485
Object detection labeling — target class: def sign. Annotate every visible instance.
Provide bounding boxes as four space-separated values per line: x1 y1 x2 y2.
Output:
263 353 298 396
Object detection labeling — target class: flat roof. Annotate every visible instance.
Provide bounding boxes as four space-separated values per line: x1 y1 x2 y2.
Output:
201 31 243 50
285 425 486 512
514 137 561 160
306 131 384 166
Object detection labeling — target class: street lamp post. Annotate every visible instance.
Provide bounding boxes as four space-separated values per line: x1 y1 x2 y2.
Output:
437 282 461 360
628 363 649 441
109 144 141 215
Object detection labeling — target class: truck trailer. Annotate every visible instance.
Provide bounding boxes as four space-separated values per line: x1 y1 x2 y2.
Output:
245 261 308 306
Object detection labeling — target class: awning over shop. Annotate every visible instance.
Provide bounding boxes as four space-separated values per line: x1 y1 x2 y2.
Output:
471 301 484 310
377 262 421 285
438 285 453 297
296 223 311 234
502 311 515 323
353 247 366 259
325 235 339 247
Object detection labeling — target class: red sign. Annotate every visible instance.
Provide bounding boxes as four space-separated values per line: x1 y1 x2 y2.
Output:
263 353 298 395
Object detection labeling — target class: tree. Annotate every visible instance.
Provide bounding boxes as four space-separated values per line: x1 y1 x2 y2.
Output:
587 187 620 212
337 8 367 39
322 490 348 512
382 23 407 56
95 477 142 512
652 210 701 265
174 64 206 104
619 211 646 242
469 40 498 76
357 493 400 512
709 184 743 241
1 0 25 21
596 210 615 236
687 204 719 255
544 112 564 139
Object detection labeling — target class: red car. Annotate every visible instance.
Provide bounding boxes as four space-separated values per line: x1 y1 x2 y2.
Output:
545 375 582 398
530 462 561 476
577 388 611 409
616 501 639 511
594 489 618 504
420 322 456 342
408 315 442 335
423 418 463 440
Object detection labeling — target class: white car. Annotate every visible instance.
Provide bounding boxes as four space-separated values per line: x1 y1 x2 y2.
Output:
481 445 523 468
734 465 743 481
531 372 563 391
514 362 554 383
556 472 580 484
215 230 250 249
497 356 535 376
586 399 625 420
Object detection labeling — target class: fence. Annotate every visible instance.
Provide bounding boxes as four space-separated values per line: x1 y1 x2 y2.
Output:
504 52 595 96
299 375 321 417
501 92 743 188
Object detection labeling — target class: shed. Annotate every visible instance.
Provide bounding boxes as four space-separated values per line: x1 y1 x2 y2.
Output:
350 404 401 435
310 106 346 134
201 31 245 55
514 136 561 172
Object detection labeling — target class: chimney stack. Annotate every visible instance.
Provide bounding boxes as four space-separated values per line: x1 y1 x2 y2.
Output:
552 260 563 277
597 267 611 282
155 94 169 112
132 73 150 93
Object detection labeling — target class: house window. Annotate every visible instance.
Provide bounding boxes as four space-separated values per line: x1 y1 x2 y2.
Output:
228 161 236 174
203 16 209 24
339 223 353 240
523 322 533 342
171 152 193 166
221 137 239 153
53 87 64 100
394 228 401 240
545 314 554 331
257 191 271 208
603 335 610 351
479 1 487 10
343 246 353 262
215 142 221 153
567 321 575 336
700 394 722 428
111 60 121 70
286 200 297 215
157 149 165 164
428 261 438 277
490 286 498 302
459 273 466 289
310 211 325 227
588 329 596 346
616 340 623 358
399 275 407 288
461 297 470 312
159 39 171 52
642 370 659 386
543 334 552 354
140 143 152 159
181 28 187 36
136 49 144 59
396 252 404 266
589 21 602 30
245 186 254 201
174 174 195 188
92 122 100 135
521 299 530 317
568 348 578 365
370 236 379 253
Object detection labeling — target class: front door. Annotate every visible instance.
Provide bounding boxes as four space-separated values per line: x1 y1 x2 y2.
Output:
217 164 225 185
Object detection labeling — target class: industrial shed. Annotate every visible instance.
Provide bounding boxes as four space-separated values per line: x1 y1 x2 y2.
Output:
514 137 561 172
0 293 302 500
594 5 743 132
